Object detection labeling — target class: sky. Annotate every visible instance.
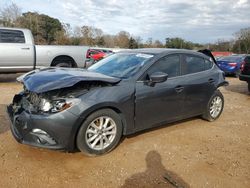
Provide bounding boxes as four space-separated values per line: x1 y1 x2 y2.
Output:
1 0 250 43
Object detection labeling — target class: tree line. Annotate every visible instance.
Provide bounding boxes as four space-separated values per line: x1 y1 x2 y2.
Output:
0 3 250 53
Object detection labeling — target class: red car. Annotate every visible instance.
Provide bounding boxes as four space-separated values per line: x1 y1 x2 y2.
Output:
86 49 110 61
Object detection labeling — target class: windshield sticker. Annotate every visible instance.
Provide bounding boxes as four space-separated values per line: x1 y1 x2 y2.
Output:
136 54 153 59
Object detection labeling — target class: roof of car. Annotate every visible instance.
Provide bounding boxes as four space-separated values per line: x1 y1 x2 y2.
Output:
119 48 198 55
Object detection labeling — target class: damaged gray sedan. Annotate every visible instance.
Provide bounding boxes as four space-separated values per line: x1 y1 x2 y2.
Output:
7 49 228 156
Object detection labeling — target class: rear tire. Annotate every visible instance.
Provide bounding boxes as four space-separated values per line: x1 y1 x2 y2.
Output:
76 109 123 156
55 62 72 67
202 90 224 122
52 56 75 67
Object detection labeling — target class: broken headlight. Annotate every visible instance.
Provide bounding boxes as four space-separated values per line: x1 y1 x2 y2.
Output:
40 98 80 113
40 99 53 112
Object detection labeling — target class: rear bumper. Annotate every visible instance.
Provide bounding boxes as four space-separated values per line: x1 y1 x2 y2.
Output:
6 102 79 151
218 65 239 74
239 74 250 82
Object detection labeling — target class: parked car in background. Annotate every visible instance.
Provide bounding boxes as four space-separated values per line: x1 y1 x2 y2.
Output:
86 49 113 61
0 27 89 72
85 48 113 68
7 48 228 156
216 55 246 77
239 55 250 91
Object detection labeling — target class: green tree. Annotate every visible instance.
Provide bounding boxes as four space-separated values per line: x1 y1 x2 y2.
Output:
129 37 138 49
165 37 202 49
16 12 63 44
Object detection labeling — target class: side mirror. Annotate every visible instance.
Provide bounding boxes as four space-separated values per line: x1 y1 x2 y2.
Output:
149 72 168 83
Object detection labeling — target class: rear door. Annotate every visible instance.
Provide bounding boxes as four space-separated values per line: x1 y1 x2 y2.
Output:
135 54 186 131
180 54 216 117
0 29 34 71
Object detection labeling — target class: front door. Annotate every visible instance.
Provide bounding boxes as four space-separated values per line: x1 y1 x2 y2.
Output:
135 54 185 131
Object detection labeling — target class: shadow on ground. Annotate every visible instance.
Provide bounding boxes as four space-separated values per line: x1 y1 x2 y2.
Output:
0 73 23 83
0 104 10 134
121 150 190 188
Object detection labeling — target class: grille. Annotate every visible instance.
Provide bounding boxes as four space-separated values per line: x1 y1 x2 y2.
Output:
27 92 41 106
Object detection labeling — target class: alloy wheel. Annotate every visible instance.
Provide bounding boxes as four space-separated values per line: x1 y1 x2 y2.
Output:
209 96 223 118
85 116 117 151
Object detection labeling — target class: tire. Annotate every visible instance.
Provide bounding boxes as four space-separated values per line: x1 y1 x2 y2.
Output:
52 57 75 67
55 62 72 67
76 109 123 156
202 90 224 122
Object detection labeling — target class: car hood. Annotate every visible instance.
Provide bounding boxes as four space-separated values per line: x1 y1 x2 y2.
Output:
17 68 121 93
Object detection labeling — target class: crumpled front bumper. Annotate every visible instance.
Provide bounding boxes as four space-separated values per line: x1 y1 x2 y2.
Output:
6 97 80 151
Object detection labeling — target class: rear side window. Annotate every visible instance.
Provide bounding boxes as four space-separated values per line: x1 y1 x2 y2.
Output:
0 29 25 43
182 55 212 75
148 55 180 78
183 55 204 74
204 59 213 70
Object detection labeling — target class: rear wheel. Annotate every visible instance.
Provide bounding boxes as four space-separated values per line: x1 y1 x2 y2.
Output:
52 56 75 67
202 90 224 122
55 62 72 67
76 109 123 156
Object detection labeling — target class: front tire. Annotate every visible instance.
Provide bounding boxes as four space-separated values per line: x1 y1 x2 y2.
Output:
202 90 224 122
76 109 122 156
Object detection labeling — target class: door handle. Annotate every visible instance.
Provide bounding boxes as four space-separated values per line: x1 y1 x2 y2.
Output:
175 85 184 93
208 78 215 84
21 47 30 50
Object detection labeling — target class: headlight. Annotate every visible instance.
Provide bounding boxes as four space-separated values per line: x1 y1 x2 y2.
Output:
40 99 53 112
39 98 80 113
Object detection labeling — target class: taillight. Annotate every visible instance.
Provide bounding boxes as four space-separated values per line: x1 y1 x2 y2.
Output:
240 61 246 71
228 62 237 67
86 49 90 58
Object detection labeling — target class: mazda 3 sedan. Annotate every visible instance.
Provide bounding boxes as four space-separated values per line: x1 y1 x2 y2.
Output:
7 49 228 156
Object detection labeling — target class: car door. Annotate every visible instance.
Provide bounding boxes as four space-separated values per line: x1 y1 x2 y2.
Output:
0 29 34 71
135 54 185 131
180 54 216 117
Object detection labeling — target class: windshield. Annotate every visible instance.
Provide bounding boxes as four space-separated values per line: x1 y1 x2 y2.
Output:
219 56 244 62
88 53 154 78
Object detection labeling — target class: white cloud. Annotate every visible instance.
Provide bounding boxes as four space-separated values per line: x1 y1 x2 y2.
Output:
1 0 250 43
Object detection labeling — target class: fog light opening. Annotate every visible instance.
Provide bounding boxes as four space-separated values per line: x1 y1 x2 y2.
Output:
30 129 57 146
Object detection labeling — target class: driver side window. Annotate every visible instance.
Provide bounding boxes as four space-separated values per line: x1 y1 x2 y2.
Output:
147 55 180 78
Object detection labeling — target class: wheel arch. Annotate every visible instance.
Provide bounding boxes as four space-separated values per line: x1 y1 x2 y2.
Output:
70 104 128 151
51 55 77 67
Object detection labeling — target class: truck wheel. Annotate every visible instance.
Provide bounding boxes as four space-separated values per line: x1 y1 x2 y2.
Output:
202 90 224 122
55 62 72 67
76 109 123 156
52 56 75 67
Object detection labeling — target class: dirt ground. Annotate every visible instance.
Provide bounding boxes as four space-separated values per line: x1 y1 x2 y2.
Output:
0 74 249 188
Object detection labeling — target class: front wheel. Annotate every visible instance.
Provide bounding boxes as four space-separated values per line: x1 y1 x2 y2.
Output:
76 109 123 156
202 90 224 122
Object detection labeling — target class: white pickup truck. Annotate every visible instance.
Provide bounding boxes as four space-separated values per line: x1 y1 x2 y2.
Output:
0 27 89 72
